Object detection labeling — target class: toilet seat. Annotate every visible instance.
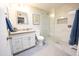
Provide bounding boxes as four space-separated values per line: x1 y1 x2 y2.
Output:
37 36 44 40
35 30 45 45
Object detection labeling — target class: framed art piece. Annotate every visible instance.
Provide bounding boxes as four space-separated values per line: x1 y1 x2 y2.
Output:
32 14 40 25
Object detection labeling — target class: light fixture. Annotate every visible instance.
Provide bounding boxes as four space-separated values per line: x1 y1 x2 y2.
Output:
60 16 65 18
50 14 55 18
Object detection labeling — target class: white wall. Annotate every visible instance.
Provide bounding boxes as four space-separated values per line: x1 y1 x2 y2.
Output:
49 8 55 37
0 6 12 56
7 3 50 38
55 4 79 41
49 4 79 42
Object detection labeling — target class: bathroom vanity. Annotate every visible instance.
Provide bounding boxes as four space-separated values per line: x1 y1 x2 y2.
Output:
8 30 36 55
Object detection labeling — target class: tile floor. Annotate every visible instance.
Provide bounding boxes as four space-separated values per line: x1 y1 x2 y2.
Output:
16 37 77 56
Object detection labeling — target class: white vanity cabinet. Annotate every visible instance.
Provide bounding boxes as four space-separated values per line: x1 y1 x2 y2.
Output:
9 31 36 54
22 36 30 50
30 34 36 47
11 36 23 53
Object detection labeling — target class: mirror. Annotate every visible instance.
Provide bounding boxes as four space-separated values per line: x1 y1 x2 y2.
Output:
17 11 28 25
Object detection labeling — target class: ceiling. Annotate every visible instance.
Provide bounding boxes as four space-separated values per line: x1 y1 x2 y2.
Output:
29 3 66 12
29 3 79 13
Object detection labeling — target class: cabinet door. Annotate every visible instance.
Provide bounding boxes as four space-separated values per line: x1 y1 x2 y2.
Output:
22 36 30 50
11 37 22 54
22 33 36 50
0 8 12 56
30 33 36 47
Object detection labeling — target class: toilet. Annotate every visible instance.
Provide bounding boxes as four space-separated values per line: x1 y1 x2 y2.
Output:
35 30 45 46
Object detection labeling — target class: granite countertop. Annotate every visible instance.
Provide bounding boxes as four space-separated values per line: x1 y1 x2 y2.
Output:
9 30 35 35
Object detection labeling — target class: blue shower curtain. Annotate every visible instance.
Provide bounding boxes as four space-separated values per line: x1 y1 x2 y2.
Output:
69 10 79 45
